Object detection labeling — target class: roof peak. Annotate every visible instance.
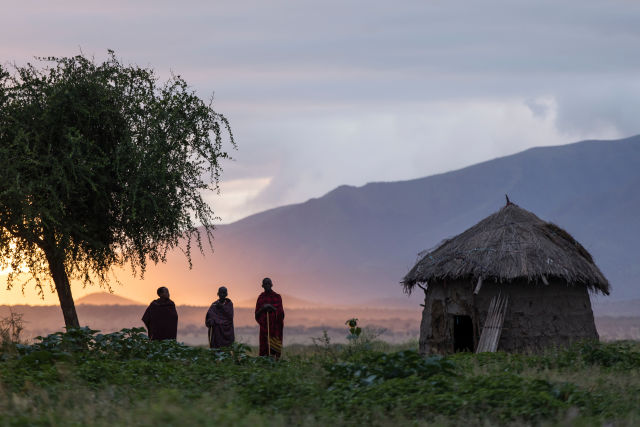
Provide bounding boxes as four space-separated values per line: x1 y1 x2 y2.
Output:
505 194 513 206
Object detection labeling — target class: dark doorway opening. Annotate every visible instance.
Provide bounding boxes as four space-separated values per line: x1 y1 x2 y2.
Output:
453 315 474 352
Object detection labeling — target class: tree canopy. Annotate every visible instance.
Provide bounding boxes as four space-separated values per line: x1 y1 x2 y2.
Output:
0 52 235 327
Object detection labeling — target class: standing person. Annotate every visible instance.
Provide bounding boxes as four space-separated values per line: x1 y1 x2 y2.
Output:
255 277 284 358
205 286 235 348
142 286 178 341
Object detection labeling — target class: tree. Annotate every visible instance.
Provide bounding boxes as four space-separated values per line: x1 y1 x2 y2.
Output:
0 52 235 328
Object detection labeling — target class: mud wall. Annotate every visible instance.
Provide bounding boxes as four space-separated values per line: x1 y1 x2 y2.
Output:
419 280 476 354
419 278 599 354
478 279 599 353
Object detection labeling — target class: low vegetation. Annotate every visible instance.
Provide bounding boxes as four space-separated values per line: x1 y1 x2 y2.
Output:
1 319 640 426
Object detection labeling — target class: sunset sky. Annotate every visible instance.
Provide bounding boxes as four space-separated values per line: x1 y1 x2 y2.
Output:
2 1 640 305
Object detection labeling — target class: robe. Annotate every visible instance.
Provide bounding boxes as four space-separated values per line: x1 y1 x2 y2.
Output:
142 298 178 340
205 298 235 348
255 291 284 357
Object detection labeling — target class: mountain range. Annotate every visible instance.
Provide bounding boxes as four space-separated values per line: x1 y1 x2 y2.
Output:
126 135 640 306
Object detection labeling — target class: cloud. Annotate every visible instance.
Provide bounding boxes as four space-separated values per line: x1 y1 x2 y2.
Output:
216 96 622 221
553 79 640 135
525 97 554 119
2 0 639 222
205 177 272 223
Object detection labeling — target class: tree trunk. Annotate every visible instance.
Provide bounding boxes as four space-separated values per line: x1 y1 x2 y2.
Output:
45 251 80 329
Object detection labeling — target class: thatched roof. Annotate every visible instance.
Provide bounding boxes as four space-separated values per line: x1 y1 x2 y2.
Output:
402 202 610 294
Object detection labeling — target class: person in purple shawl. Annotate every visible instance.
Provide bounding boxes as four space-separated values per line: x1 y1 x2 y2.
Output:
205 286 235 348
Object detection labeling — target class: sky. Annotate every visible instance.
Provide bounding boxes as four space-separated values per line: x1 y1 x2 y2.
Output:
1 1 640 305
2 1 640 224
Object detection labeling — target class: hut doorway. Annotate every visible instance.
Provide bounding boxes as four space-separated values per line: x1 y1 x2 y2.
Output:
453 315 474 352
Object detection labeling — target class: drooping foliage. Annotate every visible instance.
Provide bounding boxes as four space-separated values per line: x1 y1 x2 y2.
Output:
0 51 234 326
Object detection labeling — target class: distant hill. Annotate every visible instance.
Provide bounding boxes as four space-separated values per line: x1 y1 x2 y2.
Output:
593 299 640 317
130 135 640 304
76 292 142 306
235 293 324 308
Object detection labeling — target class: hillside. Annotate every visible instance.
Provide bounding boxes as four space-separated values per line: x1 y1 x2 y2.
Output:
127 135 640 305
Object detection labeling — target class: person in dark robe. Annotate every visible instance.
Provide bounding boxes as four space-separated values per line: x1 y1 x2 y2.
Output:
255 277 284 358
142 286 178 341
205 286 235 348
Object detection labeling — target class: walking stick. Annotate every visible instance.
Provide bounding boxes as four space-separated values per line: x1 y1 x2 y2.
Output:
267 312 271 356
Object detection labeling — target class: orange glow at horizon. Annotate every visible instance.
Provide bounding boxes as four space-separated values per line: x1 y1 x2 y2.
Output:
0 255 260 307
0 176 276 306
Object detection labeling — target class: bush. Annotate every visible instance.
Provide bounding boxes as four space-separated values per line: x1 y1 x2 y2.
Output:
538 340 640 370
12 327 249 365
0 310 24 356
326 350 455 387
2 328 640 425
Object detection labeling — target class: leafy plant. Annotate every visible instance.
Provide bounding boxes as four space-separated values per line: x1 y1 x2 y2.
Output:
342 317 386 357
212 341 251 364
326 350 455 387
310 329 339 361
0 310 24 355
539 340 640 370
345 318 361 340
3 329 640 425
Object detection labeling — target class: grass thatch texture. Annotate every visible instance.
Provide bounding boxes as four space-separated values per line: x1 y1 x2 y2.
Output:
403 203 610 294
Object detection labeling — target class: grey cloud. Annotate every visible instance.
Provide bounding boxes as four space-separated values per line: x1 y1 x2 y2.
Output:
2 0 640 220
525 99 551 118
554 81 640 135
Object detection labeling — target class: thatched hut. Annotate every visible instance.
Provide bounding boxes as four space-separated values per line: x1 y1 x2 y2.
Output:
402 200 609 354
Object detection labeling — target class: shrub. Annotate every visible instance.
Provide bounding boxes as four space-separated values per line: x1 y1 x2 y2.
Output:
14 327 249 364
538 340 640 370
326 350 455 387
0 310 24 355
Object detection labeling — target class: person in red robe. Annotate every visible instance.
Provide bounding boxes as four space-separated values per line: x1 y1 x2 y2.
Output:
205 286 235 348
142 286 178 341
255 277 284 358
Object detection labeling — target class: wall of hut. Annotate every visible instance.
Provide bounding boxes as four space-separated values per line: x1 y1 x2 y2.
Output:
419 278 599 354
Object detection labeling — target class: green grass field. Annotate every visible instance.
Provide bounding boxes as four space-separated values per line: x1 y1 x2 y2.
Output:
1 327 640 426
